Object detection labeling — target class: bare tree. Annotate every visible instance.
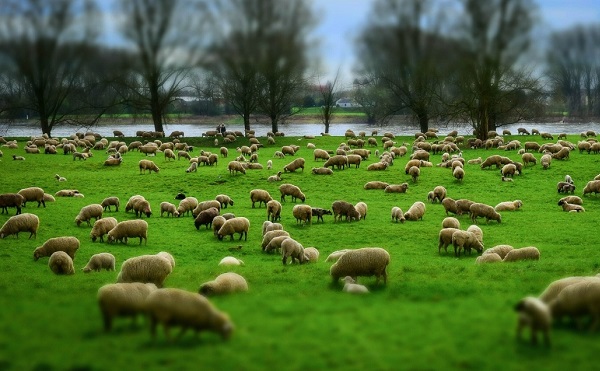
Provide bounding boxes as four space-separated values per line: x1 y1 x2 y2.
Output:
317 69 342 134
0 0 103 136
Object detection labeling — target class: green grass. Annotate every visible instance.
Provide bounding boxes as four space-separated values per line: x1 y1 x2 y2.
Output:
1 133 600 370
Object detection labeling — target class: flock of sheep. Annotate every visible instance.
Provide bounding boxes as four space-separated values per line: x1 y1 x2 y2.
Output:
1 125 600 346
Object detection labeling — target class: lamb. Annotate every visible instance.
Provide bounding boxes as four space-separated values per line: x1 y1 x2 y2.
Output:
292 204 312 225
107 220 148 245
266 200 282 222
176 197 198 217
304 247 319 262
558 195 583 205
215 194 234 209
97 282 158 331
283 158 305 172
250 189 273 208
279 183 306 203
467 157 482 165
583 180 600 196
117 253 173 287
342 276 369 294
90 217 118 242
217 217 250 241
139 159 160 174
354 202 368 220
364 181 389 190
330 247 390 285
475 253 502 263
281 238 308 265
438 228 460 254
133 199 152 218
199 272 248 295
384 183 409 193
267 171 283 182
514 297 551 346
83 253 116 272
495 200 523 211
219 256 245 266
17 186 46 208
331 200 360 222
548 280 600 331
469 203 501 224
391 206 405 223
75 204 103 227
32 236 80 262
503 246 540 262
0 213 40 239
145 288 234 341
558 200 585 212
160 202 179 217
261 230 291 251
404 201 426 221
100 196 120 212
451 230 484 256
227 160 246 175
441 217 460 229
0 193 25 215
194 207 220 230
48 251 75 275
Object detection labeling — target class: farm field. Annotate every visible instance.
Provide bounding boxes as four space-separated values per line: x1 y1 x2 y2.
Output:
1 131 600 371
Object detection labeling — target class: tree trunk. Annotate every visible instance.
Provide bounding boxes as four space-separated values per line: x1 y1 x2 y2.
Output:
324 122 330 134
40 118 52 137
150 87 164 134
270 116 278 133
243 112 251 132
417 112 428 134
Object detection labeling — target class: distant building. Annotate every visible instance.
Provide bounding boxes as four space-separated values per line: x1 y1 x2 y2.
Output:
335 98 360 108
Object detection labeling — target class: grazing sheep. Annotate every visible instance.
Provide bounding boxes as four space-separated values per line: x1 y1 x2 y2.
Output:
292 204 312 225
0 213 40 239
331 200 360 222
227 161 246 175
194 207 220 230
281 238 308 265
558 196 583 205
475 253 502 263
330 247 390 285
283 158 305 172
107 220 148 245
354 202 367 220
261 230 291 251
438 228 460 254
503 247 540 262
117 254 173 287
219 256 245 266
217 217 250 241
583 180 600 196
558 200 585 212
311 207 332 222
139 159 160 174
514 297 551 346
264 235 291 254
215 194 234 209
133 199 152 218
313 149 330 161
267 171 283 182
384 183 409 193
501 163 518 178
456 199 475 216
261 220 283 235
442 217 460 229
311 167 334 175
404 201 426 221
97 282 158 331
48 251 75 275
538 276 600 304
364 181 390 190
160 202 179 217
428 186 446 203
177 197 198 217
342 276 370 294
279 183 306 203
250 189 273 208
186 162 198 173
17 186 46 208
75 204 103 227
83 253 116 272
540 154 552 170
126 196 145 213
451 230 484 256
495 200 523 211
391 206 405 223
469 203 501 224
482 245 514 260
265 200 282 222
304 247 319 262
548 280 600 331
199 272 248 295
90 217 118 242
101 196 120 212
453 166 465 181
441 198 459 216
146 288 234 341
325 249 352 262
324 155 348 170
521 152 536 166
0 193 25 215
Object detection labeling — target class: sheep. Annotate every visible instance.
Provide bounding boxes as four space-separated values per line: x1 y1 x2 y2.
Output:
261 230 291 251
219 256 245 266
48 251 75 275
281 145 295 156
583 180 600 196
455 199 475 216
500 163 518 178
139 159 160 174
538 276 600 304
438 228 460 254
453 166 465 182
475 253 502 263
325 249 352 262
482 245 514 259
217 217 250 241
97 282 158 331
262 220 283 235
342 276 370 294
469 203 501 224
100 196 120 212
324 155 348 170
495 200 523 211
267 171 283 182
441 198 459 216
279 183 306 203
250 189 273 208
0 193 25 215
33 236 80 261
521 152 536 166
330 247 390 285
133 199 152 218
311 167 334 175
366 161 388 171
90 217 118 242
227 161 246 175
281 238 308 265
557 181 576 193
503 246 540 262
54 189 78 197
384 183 409 193
107 220 148 245
311 207 332 223
265 199 282 222
74 204 104 227
540 154 552 170
558 200 585 212
83 253 116 272
117 254 173 287
145 288 234 341
313 148 330 161
177 197 198 217
480 155 503 169
199 272 248 296
194 207 220 230
407 165 421 182
264 235 290 254
548 280 600 331
283 158 305 172
451 230 484 256
186 162 198 173
514 297 551 346
17 186 46 208
331 200 360 222
304 247 319 262
292 204 312 225
220 147 228 157
558 196 583 205
160 202 179 217
391 206 405 223
13 155 25 160
428 186 446 203
354 202 368 220
404 201 426 221
442 217 460 229
364 181 389 190
215 194 234 209
0 213 39 239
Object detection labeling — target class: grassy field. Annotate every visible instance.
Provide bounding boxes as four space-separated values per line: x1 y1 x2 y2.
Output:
1 131 599 371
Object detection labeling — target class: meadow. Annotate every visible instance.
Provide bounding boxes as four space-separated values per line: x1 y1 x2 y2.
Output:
1 130 599 371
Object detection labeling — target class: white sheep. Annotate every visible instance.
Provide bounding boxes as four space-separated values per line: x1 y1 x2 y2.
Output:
514 296 551 346
391 206 405 223
261 230 290 251
451 230 484 256
539 276 600 304
83 253 116 272
495 200 523 211
558 200 585 212
90 217 118 242
503 247 540 262
75 204 103 226
281 238 308 265
33 236 80 261
160 202 179 217
292 204 312 225
469 203 501 224
217 217 250 241
139 159 160 174
48 251 75 275
264 235 290 254
218 256 245 266
325 249 352 262
101 196 120 212
330 247 390 285
250 189 273 208
404 201 426 221
0 213 39 239
145 288 234 341
548 279 600 331
116 254 173 288
475 253 502 263
107 220 148 245
342 276 369 294
97 282 158 331
18 186 46 208
441 217 460 229
176 197 198 217
279 183 306 203
156 251 176 269
199 272 248 295
267 171 283 182
354 202 367 220
304 247 319 263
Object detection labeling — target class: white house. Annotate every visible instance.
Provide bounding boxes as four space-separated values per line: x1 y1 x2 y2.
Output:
335 98 360 108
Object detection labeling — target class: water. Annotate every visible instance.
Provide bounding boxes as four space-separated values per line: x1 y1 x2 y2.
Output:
1 120 599 138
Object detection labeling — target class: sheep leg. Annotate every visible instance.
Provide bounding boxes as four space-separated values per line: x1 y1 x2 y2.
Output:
102 313 112 332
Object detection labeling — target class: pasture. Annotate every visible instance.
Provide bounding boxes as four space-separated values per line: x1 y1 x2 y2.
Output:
0 131 599 370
